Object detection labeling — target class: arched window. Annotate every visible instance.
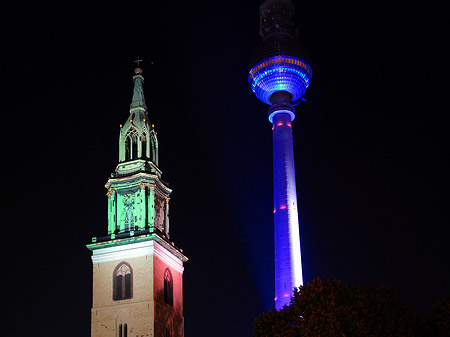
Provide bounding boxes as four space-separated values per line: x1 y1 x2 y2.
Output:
118 323 128 337
141 132 148 159
124 128 138 161
164 268 173 306
113 262 133 301
149 130 158 165
125 137 131 161
116 311 129 337
131 134 138 159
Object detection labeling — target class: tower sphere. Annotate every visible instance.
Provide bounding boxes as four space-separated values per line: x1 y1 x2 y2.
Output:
248 0 312 106
248 0 309 310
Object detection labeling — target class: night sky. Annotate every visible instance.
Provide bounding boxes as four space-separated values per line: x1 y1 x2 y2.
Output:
6 3 448 337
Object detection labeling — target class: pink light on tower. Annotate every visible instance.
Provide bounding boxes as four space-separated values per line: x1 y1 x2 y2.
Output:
248 0 312 309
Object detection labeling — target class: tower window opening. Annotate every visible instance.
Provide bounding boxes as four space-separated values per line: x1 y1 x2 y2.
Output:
118 323 128 337
141 133 148 159
125 138 131 161
150 131 158 165
164 268 173 306
124 128 138 161
131 134 138 159
113 262 133 301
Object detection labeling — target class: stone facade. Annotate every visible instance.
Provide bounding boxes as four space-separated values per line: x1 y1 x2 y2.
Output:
90 240 185 337
88 66 187 337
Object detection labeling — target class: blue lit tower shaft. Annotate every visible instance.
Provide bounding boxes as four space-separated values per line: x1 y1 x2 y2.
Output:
272 107 302 309
248 0 312 310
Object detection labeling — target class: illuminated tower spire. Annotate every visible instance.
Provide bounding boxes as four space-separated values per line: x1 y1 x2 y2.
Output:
87 62 187 337
248 0 312 309
118 60 159 168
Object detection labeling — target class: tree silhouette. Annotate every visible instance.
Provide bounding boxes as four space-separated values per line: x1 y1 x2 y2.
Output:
254 278 427 337
431 297 450 337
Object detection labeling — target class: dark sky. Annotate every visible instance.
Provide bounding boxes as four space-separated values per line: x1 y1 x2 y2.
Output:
6 3 448 337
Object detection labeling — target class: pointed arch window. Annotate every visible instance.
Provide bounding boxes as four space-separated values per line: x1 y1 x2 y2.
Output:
141 132 148 159
149 130 158 165
124 128 138 161
164 268 173 306
131 134 138 159
113 262 133 301
125 137 131 161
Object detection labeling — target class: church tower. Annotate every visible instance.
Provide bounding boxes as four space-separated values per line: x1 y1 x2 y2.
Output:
87 62 188 337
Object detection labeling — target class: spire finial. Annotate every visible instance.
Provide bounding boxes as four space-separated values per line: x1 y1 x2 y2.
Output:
134 56 143 74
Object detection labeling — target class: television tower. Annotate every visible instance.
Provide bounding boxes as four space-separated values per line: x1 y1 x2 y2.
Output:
248 0 312 309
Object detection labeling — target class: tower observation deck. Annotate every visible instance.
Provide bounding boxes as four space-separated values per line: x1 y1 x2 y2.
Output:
248 0 312 309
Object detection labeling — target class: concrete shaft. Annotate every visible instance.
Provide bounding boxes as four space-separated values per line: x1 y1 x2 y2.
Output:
272 111 303 309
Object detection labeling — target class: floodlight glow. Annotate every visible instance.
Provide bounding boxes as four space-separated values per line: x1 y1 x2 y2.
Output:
272 112 303 309
248 0 311 311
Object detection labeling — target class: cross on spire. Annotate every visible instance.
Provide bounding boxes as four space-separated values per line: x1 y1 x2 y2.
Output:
134 57 143 67
134 57 144 75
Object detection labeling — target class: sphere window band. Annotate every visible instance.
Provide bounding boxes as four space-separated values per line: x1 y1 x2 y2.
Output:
249 56 311 78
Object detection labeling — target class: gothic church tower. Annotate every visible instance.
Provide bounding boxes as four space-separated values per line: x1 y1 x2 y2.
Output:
87 63 188 337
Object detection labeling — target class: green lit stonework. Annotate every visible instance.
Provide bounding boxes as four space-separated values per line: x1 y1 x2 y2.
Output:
106 172 171 236
118 73 158 165
90 67 174 247
87 64 187 337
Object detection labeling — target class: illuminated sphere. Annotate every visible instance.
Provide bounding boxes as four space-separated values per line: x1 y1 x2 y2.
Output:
248 35 312 105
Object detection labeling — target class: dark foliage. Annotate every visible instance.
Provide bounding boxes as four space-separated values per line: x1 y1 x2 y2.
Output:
254 278 438 337
431 297 450 337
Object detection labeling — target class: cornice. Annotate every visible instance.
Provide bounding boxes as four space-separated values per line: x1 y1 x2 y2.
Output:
87 233 187 272
105 171 171 195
